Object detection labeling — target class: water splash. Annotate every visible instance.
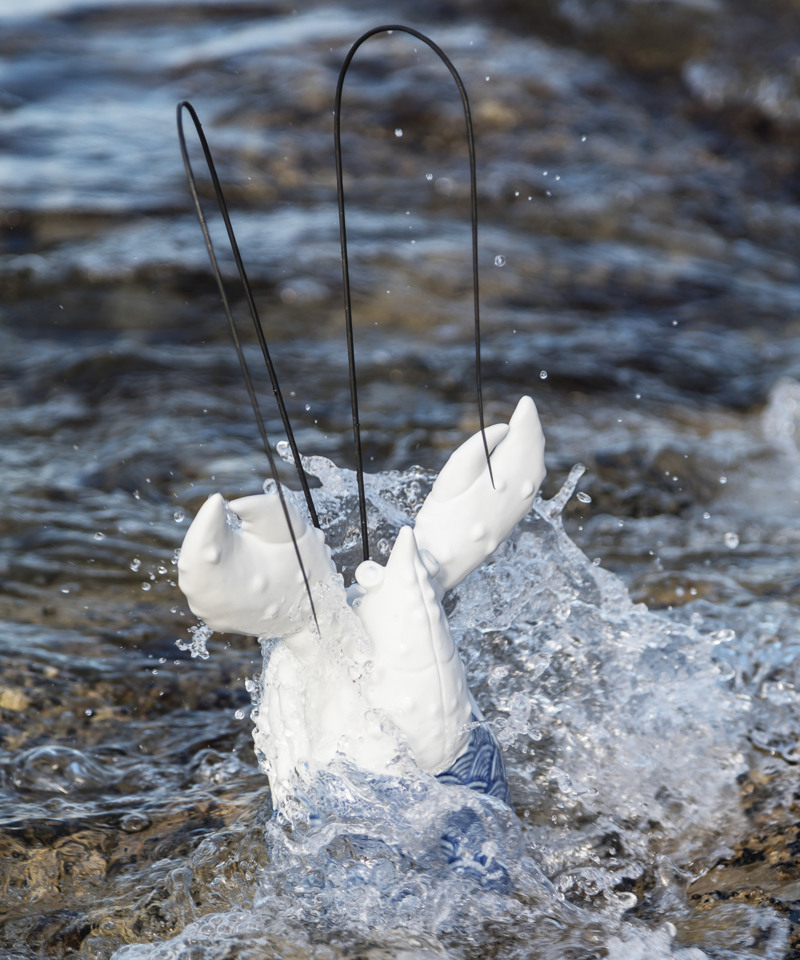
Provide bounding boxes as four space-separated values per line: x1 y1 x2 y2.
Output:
134 458 760 960
176 621 212 660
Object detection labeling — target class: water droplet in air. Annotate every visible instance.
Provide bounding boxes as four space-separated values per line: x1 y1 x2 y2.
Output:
173 509 185 523
539 369 548 380
723 531 739 550
234 708 245 720
141 582 152 591
93 532 105 541
577 491 592 504
425 172 433 181
394 128 403 138
276 440 294 463
377 538 390 556
130 558 141 572
304 403 311 412
719 475 728 485
494 254 506 267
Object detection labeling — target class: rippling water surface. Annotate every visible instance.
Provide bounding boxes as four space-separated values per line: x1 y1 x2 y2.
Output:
2 0 800 957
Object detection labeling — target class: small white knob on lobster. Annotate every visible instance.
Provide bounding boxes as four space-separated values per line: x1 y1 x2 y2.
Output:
414 394 545 594
177 492 335 639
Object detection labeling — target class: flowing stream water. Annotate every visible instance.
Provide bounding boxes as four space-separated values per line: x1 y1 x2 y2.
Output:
2 1 800 958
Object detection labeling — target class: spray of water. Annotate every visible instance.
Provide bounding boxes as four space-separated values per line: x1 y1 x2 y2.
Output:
116 453 760 960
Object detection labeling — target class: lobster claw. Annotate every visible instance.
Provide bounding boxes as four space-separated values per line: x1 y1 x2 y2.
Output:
414 395 545 593
349 525 472 773
177 492 335 638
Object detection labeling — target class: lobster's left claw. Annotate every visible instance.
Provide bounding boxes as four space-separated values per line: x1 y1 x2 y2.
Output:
349 525 472 774
413 395 545 593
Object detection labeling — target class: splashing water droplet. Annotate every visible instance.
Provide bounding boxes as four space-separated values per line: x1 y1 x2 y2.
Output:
130 557 141 572
723 531 739 550
539 370 548 380
93 532 105 541
394 128 403 138
276 440 295 464
425 172 433 181
494 254 506 267
576 491 592 504
173 509 186 523
177 622 212 660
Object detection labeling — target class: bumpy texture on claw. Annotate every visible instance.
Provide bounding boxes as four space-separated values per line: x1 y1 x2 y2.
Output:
414 395 545 593
177 492 336 638
349 526 472 773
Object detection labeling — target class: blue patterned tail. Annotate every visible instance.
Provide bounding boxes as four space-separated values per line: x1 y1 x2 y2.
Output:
435 717 510 805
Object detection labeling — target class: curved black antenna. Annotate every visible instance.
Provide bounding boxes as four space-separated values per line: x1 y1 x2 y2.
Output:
177 100 320 633
334 25 494 563
176 100 319 530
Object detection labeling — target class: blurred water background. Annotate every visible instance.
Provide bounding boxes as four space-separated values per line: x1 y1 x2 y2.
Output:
2 0 800 957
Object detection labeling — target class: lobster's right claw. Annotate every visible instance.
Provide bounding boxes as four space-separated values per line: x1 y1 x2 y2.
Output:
413 395 545 593
177 492 335 638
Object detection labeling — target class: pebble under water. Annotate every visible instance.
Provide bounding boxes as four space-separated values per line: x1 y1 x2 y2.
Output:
2 0 800 958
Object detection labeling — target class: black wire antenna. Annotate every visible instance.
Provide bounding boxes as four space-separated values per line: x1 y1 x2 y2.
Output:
176 100 320 632
334 25 494 564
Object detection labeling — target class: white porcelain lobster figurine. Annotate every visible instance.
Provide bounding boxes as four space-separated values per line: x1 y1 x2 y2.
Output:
178 395 545 809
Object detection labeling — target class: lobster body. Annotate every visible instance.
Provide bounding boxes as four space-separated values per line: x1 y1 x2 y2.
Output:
178 396 545 808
